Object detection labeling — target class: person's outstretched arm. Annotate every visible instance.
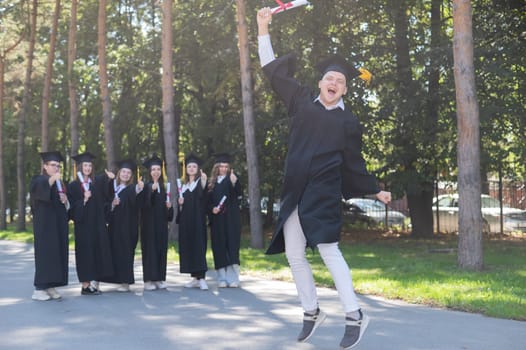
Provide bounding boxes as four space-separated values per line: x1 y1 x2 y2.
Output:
257 7 275 67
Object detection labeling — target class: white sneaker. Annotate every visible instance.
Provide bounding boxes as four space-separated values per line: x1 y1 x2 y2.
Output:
117 283 130 292
217 281 228 288
184 279 200 288
144 281 157 291
199 279 209 290
228 282 239 288
155 281 167 289
32 290 51 301
46 288 62 299
90 280 100 290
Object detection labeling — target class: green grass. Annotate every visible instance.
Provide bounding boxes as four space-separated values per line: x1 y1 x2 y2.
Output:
2 225 525 320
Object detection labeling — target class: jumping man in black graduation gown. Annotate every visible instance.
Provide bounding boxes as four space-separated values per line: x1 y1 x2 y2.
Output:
140 155 174 291
29 151 70 301
177 154 209 290
102 159 144 292
257 8 391 349
208 153 242 288
67 152 114 295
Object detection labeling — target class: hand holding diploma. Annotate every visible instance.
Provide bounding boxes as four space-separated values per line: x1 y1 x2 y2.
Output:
213 195 227 215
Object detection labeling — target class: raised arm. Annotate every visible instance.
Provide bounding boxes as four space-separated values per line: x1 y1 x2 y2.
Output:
257 8 276 67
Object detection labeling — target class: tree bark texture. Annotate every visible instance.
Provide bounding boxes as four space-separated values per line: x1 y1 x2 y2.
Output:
453 0 483 270
98 0 115 169
40 0 61 152
17 0 38 231
68 0 80 158
235 0 263 249
161 0 180 240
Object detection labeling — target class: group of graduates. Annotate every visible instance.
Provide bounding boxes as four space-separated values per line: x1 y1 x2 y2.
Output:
30 150 242 301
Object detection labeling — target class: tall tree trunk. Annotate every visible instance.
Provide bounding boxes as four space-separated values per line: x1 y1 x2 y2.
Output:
0 35 24 229
453 0 483 270
235 0 263 248
393 0 434 238
98 0 115 169
17 0 38 231
68 0 80 157
161 0 180 240
40 0 61 152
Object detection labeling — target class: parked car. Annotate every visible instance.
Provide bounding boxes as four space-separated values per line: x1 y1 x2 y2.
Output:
433 194 526 233
343 198 407 228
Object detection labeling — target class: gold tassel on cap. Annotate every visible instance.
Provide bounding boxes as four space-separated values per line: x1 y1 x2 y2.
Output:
358 67 372 85
178 151 186 182
73 161 77 181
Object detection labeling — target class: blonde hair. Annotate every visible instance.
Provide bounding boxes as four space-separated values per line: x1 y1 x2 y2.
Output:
208 163 230 192
116 168 134 186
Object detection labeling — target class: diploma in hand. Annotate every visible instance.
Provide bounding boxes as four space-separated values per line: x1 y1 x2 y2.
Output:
56 179 64 193
166 182 171 203
271 0 310 14
176 179 183 199
218 195 227 210
77 171 89 191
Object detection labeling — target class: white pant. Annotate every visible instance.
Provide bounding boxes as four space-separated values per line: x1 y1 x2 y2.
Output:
284 207 360 313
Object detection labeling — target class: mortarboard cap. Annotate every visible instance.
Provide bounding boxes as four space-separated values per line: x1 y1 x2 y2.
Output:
316 55 362 82
214 153 231 164
116 159 137 171
143 155 163 169
71 152 96 164
39 151 64 163
185 154 202 166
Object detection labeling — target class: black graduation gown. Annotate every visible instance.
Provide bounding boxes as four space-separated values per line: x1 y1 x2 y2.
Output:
263 53 380 255
208 176 242 269
67 175 113 282
29 175 69 288
140 182 174 282
102 185 142 284
176 179 208 274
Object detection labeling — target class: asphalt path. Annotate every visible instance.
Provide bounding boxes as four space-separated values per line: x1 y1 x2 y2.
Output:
0 240 524 350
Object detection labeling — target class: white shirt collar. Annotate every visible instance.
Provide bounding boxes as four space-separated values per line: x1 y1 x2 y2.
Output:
314 95 345 111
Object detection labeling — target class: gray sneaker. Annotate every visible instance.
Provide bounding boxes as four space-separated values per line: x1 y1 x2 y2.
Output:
297 308 327 342
340 309 369 349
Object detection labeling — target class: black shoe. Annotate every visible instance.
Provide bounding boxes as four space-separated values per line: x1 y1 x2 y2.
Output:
81 286 101 295
297 308 327 342
339 309 369 349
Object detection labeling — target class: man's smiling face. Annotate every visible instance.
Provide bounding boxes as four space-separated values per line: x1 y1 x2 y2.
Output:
318 70 348 108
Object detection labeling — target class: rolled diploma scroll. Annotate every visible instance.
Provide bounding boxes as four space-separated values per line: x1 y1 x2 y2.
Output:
177 179 183 199
77 171 89 191
271 0 310 14
218 195 227 209
113 179 119 199
56 179 64 193
166 182 171 203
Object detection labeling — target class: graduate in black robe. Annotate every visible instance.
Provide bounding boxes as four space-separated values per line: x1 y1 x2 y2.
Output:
257 8 392 349
67 152 114 295
207 153 242 288
176 154 209 290
29 151 69 301
140 155 174 291
102 159 144 292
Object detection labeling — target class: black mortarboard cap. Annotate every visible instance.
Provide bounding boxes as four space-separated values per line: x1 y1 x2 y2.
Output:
116 159 137 171
185 154 202 166
39 151 64 163
143 155 163 169
71 152 96 163
214 153 231 164
316 54 361 81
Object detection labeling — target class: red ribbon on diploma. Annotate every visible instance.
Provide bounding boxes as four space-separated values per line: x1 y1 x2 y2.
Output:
271 0 310 14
